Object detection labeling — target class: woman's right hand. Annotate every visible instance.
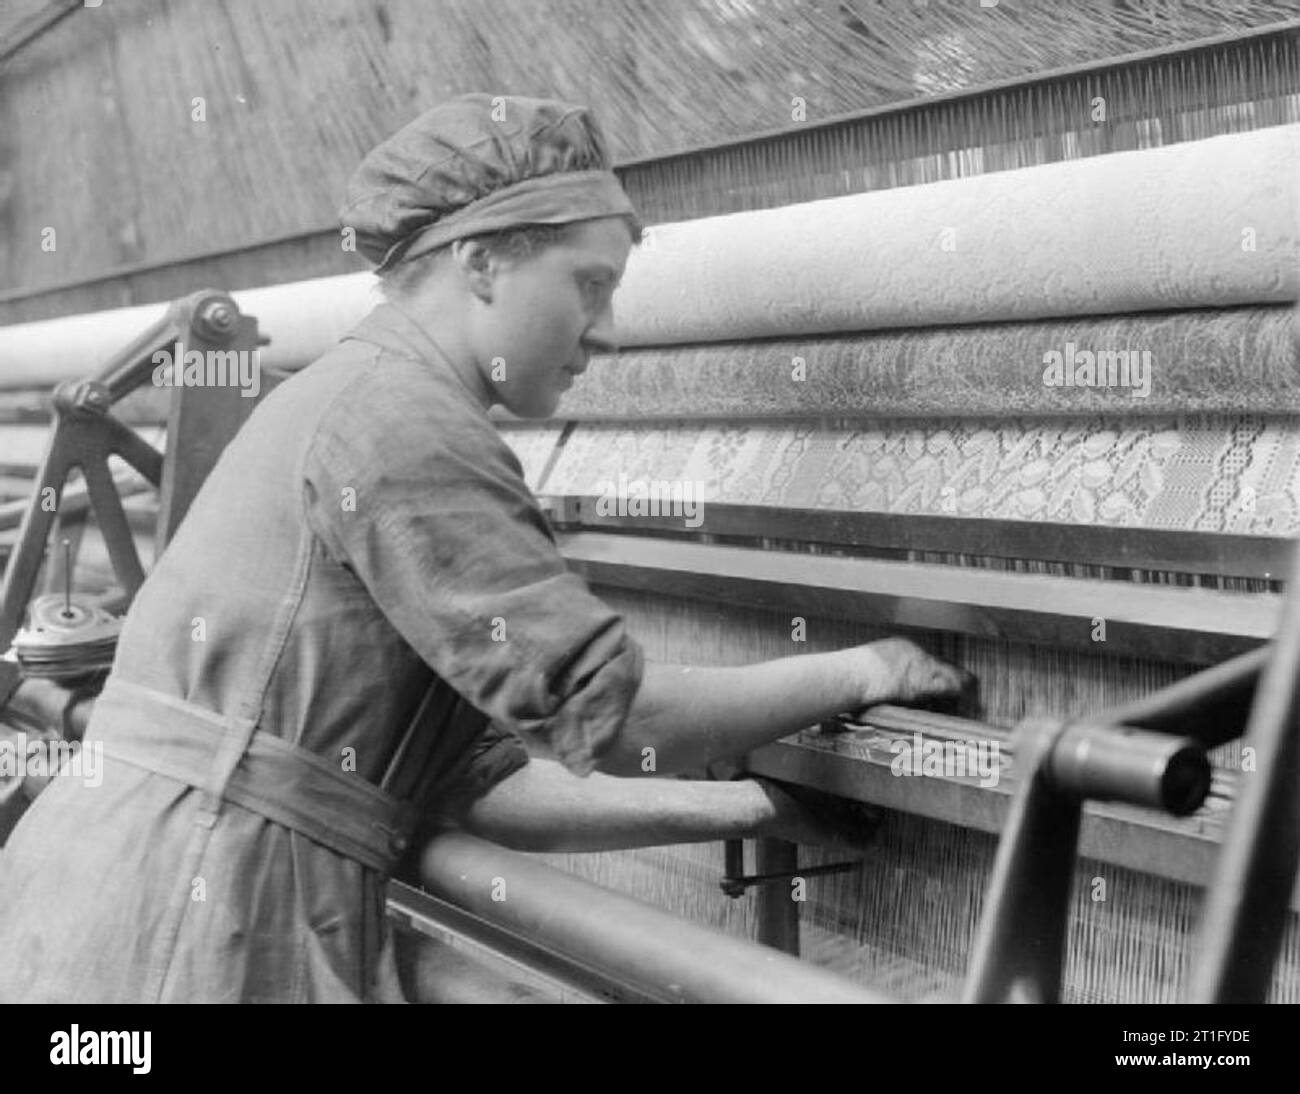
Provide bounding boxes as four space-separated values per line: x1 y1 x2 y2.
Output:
845 637 974 711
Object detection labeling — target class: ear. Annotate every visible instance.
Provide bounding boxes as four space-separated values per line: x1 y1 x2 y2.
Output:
451 239 496 303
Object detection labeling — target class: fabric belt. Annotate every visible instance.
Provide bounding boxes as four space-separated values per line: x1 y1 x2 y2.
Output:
92 677 418 874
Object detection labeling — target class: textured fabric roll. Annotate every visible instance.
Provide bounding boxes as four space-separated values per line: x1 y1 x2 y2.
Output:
0 273 381 389
560 306 1300 420
2 127 1296 389
611 124 1300 345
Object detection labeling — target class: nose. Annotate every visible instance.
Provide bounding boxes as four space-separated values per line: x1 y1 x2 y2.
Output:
583 301 618 356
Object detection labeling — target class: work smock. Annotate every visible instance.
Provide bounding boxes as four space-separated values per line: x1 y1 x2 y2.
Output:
0 302 644 1002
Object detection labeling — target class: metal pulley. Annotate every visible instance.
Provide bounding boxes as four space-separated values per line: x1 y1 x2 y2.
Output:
3 594 121 682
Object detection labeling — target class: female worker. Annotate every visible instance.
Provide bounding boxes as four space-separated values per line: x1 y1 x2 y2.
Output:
0 94 966 1002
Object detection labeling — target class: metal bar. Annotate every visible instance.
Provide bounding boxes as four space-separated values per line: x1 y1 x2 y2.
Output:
559 533 1276 664
1047 723 1209 814
836 704 1015 745
723 838 745 895
418 831 889 1003
153 311 259 549
92 300 190 400
549 497 1290 581
0 425 74 704
39 291 233 406
1187 542 1300 1002
964 720 1082 1003
755 838 800 955
80 441 147 596
104 416 164 487
746 731 1266 904
1105 645 1267 748
386 880 647 1004
41 513 86 597
0 473 148 532
728 861 859 889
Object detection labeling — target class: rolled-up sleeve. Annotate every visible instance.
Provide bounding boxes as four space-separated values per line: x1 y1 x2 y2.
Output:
302 356 644 776
413 702 531 816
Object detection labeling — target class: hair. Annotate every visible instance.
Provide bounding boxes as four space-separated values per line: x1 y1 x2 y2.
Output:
378 213 642 301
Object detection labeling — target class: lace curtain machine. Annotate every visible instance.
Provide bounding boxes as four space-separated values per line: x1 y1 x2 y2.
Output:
505 25 1300 1002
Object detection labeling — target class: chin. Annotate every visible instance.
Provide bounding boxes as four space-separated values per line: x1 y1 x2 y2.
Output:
512 396 561 420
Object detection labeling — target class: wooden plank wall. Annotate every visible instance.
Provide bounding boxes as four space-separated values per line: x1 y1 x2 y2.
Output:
0 0 1292 328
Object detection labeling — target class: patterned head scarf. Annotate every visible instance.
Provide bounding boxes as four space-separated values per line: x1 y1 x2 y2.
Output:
341 93 639 273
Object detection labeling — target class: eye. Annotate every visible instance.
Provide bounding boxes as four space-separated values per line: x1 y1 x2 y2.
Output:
581 277 612 309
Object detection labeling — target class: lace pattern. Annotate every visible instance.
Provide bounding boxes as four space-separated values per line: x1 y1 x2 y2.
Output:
541 416 1300 535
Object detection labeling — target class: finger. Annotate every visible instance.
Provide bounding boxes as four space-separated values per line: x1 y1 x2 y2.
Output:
926 661 975 693
914 667 963 696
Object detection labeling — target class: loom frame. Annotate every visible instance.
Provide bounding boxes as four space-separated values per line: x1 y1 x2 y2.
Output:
0 290 259 709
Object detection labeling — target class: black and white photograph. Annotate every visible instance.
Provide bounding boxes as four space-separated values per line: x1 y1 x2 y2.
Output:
0 0 1296 1053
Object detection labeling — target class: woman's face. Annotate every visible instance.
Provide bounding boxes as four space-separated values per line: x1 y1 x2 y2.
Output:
473 217 633 419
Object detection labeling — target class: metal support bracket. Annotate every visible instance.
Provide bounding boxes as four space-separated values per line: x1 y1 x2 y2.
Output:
0 290 258 708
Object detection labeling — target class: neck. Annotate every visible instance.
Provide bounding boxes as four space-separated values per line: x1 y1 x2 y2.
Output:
387 291 495 412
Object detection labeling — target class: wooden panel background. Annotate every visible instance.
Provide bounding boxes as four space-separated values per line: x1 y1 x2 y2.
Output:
0 0 1294 329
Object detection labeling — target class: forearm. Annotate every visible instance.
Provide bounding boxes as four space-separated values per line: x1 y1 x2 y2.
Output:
456 757 775 852
597 652 872 776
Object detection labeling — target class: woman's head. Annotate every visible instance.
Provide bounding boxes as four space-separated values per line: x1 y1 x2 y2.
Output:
342 93 641 418
384 214 639 419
